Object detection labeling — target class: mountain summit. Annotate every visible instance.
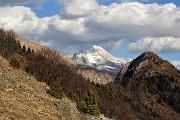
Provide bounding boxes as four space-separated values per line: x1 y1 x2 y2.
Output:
116 51 180 81
115 52 180 119
72 45 126 76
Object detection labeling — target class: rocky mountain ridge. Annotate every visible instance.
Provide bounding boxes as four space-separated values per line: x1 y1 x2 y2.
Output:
73 45 126 76
116 51 180 81
115 51 180 120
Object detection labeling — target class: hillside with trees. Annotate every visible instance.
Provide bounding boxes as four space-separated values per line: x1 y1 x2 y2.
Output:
0 29 179 120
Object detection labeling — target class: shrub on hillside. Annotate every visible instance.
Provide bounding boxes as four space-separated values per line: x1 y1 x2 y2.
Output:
9 53 27 70
0 29 23 57
48 81 64 99
10 56 20 69
25 48 101 115
77 91 100 115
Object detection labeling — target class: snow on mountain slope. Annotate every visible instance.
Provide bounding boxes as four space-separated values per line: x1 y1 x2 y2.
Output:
72 45 127 76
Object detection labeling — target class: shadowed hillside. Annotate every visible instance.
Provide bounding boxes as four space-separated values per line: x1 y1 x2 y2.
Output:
115 52 180 119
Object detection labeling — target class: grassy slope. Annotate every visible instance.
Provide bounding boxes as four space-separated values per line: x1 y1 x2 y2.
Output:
0 55 83 120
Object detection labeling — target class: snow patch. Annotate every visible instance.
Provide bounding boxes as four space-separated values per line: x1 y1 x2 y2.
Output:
72 45 127 76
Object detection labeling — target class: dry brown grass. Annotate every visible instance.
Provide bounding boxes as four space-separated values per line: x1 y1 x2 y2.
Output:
0 55 62 119
15 36 43 52
77 68 113 84
15 36 76 66
0 55 88 120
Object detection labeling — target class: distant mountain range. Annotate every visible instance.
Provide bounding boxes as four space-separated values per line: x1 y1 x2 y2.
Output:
72 45 126 76
73 46 180 77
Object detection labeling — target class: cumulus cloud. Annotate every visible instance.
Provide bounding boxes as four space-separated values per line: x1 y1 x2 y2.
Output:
172 61 180 69
85 2 180 40
60 0 99 18
0 0 46 6
0 6 41 34
128 37 180 53
0 1 180 56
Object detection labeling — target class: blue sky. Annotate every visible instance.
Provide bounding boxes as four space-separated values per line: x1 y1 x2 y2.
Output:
27 0 180 17
26 0 61 18
0 0 180 68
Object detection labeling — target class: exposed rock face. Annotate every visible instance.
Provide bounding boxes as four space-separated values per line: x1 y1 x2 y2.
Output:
73 45 126 77
116 52 180 81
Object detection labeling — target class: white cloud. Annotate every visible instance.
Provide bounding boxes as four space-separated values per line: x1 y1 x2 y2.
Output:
0 2 180 56
119 0 149 2
0 6 40 34
60 0 99 18
0 0 46 6
119 0 136 2
128 37 180 53
172 61 180 69
85 2 180 40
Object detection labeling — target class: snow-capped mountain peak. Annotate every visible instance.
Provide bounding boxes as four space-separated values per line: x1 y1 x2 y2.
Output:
90 45 107 53
72 45 127 76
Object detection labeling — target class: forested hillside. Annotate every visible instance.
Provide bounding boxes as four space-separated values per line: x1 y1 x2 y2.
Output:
0 29 179 120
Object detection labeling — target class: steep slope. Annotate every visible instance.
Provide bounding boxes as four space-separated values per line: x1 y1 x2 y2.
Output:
0 30 114 120
15 36 114 84
116 51 180 80
115 52 180 120
15 36 76 66
75 64 114 84
73 45 126 76
0 55 83 120
15 36 44 52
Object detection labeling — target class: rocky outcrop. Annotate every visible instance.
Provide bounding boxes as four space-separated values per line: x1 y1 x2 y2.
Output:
116 52 180 81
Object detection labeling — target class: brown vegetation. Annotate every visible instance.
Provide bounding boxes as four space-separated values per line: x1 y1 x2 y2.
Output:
115 52 180 119
0 54 95 120
1 29 179 120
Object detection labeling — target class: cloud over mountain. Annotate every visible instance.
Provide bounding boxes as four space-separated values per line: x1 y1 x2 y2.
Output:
128 37 180 53
0 1 180 55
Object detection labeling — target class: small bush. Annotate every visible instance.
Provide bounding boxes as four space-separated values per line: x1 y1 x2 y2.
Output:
77 91 100 115
10 57 20 69
47 81 64 99
9 53 27 70
2 71 17 84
